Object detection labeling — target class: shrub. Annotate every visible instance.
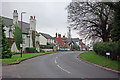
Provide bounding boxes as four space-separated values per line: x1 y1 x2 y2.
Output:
13 25 22 50
72 44 80 50
93 41 120 60
25 47 37 53
40 45 54 49
1 17 12 59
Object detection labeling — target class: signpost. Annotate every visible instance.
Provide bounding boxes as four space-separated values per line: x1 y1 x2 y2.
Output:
106 52 110 58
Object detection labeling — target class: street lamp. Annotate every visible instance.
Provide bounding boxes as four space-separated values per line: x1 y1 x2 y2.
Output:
20 12 26 58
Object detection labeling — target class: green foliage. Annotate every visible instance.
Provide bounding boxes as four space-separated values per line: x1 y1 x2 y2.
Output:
25 47 37 53
40 45 54 49
93 41 120 60
72 44 80 50
13 25 22 50
32 31 36 47
0 17 12 59
79 51 120 70
109 2 120 41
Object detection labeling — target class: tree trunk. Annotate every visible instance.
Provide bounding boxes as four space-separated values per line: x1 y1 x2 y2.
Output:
102 33 109 42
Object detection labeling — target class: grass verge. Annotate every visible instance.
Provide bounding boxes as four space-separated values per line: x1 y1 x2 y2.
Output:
1 51 60 65
79 51 120 71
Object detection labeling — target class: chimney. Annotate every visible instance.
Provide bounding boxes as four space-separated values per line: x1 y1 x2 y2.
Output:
34 16 35 19
56 33 57 38
30 16 33 19
30 16 36 31
80 39 82 42
13 10 18 25
58 34 61 40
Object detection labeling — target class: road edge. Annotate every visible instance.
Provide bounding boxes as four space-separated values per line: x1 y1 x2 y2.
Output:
2 52 61 66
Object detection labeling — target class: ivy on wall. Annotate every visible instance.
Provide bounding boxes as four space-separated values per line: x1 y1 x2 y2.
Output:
32 31 36 47
13 25 22 50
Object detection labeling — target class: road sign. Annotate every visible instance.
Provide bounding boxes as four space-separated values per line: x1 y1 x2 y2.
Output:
20 44 23 47
106 52 110 56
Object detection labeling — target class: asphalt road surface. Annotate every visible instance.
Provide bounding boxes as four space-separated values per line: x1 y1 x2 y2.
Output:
2 51 120 79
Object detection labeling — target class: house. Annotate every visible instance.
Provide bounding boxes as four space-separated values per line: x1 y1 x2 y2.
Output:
54 33 68 50
2 10 40 52
39 32 54 45
54 33 86 50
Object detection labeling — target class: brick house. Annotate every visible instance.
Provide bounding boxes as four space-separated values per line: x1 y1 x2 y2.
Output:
54 33 68 49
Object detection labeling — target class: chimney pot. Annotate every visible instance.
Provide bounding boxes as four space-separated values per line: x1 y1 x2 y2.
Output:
14 10 17 13
34 16 35 19
30 16 33 19
56 33 57 38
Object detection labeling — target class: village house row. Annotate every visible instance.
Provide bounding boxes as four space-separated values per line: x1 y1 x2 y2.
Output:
2 10 86 53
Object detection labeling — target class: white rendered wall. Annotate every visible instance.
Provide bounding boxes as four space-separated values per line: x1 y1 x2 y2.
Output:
39 34 47 45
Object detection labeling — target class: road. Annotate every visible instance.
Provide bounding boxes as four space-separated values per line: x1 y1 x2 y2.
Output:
2 51 120 79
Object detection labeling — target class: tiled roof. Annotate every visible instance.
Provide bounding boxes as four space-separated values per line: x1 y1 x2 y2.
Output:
39 32 53 39
1 16 30 33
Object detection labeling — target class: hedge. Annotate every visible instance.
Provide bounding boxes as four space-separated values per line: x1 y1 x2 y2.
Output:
40 45 54 49
93 41 120 60
25 47 37 53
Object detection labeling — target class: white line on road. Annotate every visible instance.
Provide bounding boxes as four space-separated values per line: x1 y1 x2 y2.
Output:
55 56 71 74
57 65 71 74
55 58 57 64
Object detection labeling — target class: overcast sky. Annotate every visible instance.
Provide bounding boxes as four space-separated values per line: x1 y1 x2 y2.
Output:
1 1 80 38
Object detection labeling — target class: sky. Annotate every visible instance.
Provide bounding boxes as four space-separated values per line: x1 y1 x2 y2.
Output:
1 1 80 39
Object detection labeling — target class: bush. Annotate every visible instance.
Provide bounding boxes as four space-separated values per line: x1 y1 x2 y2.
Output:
93 41 120 60
25 47 37 53
13 25 22 50
1 17 12 59
72 44 80 50
40 45 54 49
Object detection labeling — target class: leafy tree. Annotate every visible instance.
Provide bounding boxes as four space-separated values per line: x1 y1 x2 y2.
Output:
0 17 12 59
13 25 22 50
72 44 80 50
110 2 120 41
66 2 114 42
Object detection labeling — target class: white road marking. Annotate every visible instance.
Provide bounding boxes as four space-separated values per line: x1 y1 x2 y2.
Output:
55 58 57 64
55 56 71 74
57 65 71 74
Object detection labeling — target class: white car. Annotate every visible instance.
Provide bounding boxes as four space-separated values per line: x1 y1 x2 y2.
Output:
82 48 86 51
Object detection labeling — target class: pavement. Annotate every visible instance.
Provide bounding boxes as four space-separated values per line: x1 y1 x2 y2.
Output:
2 51 120 79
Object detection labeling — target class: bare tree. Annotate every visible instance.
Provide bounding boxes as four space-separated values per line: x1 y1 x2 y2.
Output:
66 2 114 43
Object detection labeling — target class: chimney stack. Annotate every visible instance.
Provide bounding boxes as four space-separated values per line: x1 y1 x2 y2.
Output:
30 16 33 19
13 10 18 25
30 16 36 31
58 34 61 40
80 39 82 42
34 16 35 19
56 33 57 38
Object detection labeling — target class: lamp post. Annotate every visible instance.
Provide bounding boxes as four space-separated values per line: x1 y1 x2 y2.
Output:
20 12 26 58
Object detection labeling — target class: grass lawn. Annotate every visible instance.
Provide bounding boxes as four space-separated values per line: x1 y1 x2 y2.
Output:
1 51 59 64
79 51 120 71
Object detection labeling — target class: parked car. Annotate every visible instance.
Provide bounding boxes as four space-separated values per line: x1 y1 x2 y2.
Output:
82 48 86 51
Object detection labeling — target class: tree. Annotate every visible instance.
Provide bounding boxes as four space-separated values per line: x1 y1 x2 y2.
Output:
0 17 12 59
110 2 120 41
13 25 22 50
66 2 114 42
72 44 80 50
